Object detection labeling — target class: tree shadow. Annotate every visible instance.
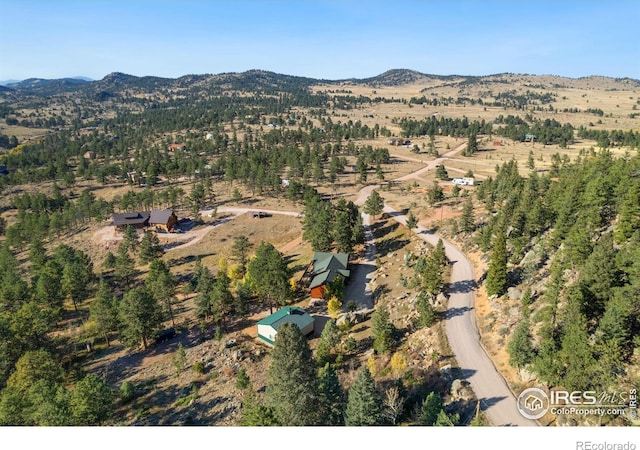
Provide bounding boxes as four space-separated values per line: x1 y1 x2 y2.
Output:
447 279 477 294
444 306 473 319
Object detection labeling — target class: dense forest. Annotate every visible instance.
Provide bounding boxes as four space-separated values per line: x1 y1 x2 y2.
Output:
476 150 640 398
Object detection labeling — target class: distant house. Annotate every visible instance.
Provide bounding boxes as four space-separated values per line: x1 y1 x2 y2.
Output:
257 306 315 346
168 143 186 151
388 137 410 146
0 165 8 176
149 210 178 232
112 209 178 233
524 134 537 142
308 252 350 299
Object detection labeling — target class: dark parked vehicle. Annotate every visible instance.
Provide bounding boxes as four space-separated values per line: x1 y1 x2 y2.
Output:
155 327 176 344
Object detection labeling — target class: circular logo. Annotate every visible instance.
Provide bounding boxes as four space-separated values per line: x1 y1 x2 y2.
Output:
517 387 549 420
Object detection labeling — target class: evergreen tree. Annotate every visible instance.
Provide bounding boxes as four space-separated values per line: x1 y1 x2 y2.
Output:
33 260 64 310
507 316 534 369
419 391 442 426
145 259 177 327
61 260 93 312
265 323 319 426
194 264 214 321
231 235 253 278
122 225 139 253
485 228 508 297
464 132 478 156
333 206 355 253
372 300 395 354
426 181 444 206
247 242 292 313
559 287 597 391
240 388 280 426
89 279 119 347
114 244 135 288
69 374 113 425
436 164 448 180
405 210 418 231
317 363 344 426
102 251 116 271
28 238 47 274
416 292 437 328
119 287 163 350
302 195 333 251
344 367 383 426
363 190 384 220
210 270 233 328
578 232 618 321
138 230 163 264
459 197 475 234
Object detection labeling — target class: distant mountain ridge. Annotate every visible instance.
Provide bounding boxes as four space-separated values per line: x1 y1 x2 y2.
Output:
2 69 639 97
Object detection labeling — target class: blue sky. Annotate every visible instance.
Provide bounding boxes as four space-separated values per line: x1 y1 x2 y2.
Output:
1 0 639 81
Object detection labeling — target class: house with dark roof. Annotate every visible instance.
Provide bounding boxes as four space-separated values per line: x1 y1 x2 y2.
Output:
112 211 150 232
257 306 315 346
308 252 350 299
111 209 178 233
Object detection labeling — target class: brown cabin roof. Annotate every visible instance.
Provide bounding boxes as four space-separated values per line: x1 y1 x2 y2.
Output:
149 210 176 225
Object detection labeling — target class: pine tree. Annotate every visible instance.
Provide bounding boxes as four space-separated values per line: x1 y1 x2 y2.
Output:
317 363 344 426
344 367 383 426
102 251 116 271
333 206 354 253
372 300 395 354
69 374 113 425
436 164 448 180
419 391 442 425
138 230 163 264
265 323 319 426
363 190 384 220
231 235 252 278
145 259 177 327
559 287 597 391
426 181 445 206
114 244 135 288
405 210 418 231
464 132 478 156
247 242 292 313
416 292 437 328
459 197 475 234
118 287 163 350
89 279 119 347
122 225 139 253
507 316 534 369
302 195 333 251
485 228 508 297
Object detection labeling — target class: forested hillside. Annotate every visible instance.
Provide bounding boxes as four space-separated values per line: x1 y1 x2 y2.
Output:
476 150 640 412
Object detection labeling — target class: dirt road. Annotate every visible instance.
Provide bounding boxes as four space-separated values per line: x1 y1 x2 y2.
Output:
360 142 537 426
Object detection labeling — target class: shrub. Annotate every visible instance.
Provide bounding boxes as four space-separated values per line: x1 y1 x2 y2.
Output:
120 381 136 403
192 361 205 374
236 368 250 390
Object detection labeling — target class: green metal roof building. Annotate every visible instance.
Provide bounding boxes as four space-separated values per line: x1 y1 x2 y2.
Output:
309 252 350 298
257 306 315 346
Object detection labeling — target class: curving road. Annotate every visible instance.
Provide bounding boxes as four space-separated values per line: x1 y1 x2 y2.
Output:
186 146 537 425
359 143 537 426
